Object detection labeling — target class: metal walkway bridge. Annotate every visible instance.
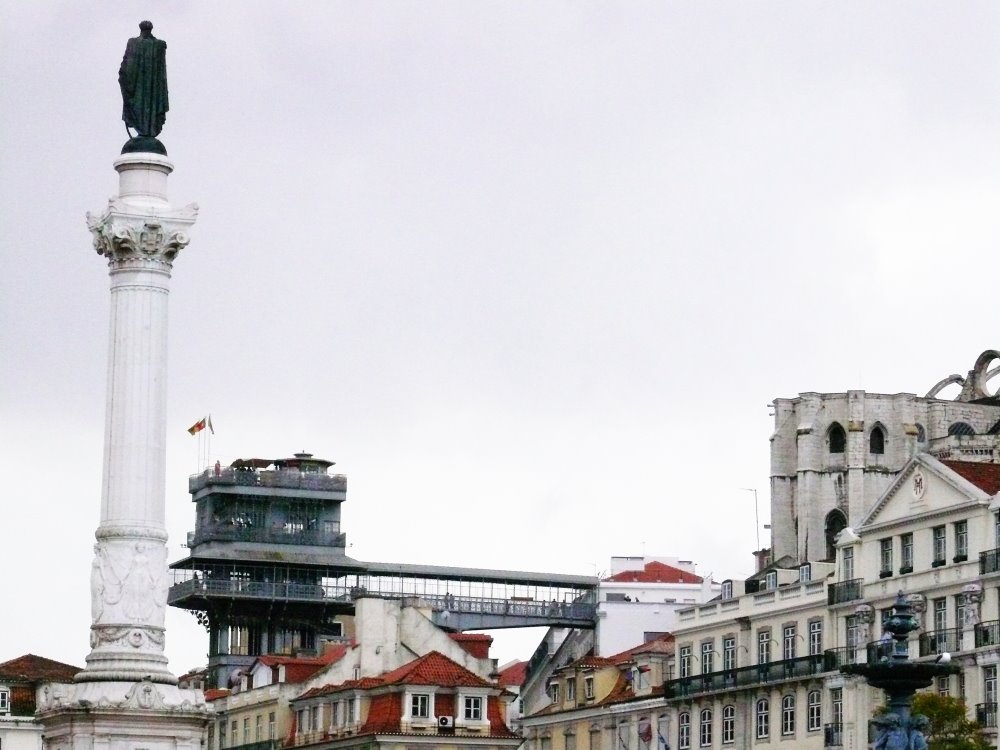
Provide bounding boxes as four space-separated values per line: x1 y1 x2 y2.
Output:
169 560 599 631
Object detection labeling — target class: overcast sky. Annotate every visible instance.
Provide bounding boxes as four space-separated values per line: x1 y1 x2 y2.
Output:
2 3 999 674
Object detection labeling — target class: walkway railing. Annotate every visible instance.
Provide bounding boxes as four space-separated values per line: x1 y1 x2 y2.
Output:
168 577 597 623
190 467 347 493
190 526 347 548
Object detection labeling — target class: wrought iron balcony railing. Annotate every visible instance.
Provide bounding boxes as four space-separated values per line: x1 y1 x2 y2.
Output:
976 620 1000 648
663 654 827 700
828 578 863 605
977 702 997 728
823 723 843 747
918 628 961 657
982 548 1000 575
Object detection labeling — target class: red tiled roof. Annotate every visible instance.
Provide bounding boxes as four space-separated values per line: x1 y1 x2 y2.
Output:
205 688 231 701
609 633 675 663
0 654 80 682
496 660 527 688
380 651 494 688
942 460 1000 496
360 692 404 733
297 677 385 700
255 644 349 684
448 633 493 659
603 560 702 584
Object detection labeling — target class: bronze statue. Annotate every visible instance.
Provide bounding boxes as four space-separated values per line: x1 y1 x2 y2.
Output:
118 21 169 149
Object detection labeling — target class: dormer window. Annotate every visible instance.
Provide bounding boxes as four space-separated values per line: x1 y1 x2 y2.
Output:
0 688 8 713
765 571 777 590
566 677 576 702
549 682 561 704
584 676 594 699
799 565 811 583
721 581 733 600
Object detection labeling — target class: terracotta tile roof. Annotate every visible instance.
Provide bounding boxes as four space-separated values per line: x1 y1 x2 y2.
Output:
559 653 615 672
496 660 527 688
297 677 384 700
942 460 1000 496
380 651 494 688
0 654 80 682
205 688 231 701
255 645 349 684
360 692 403 733
609 633 675 663
448 633 493 658
602 560 702 584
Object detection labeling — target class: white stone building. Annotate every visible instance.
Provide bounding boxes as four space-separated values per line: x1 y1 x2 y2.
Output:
769 350 1000 564
598 556 720 657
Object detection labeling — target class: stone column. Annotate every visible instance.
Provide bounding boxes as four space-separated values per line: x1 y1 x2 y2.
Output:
78 152 197 685
37 151 207 750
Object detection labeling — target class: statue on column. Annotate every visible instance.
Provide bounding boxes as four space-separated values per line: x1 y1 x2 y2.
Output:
118 21 169 154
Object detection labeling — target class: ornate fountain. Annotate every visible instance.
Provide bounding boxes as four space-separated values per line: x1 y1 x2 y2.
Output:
841 592 960 748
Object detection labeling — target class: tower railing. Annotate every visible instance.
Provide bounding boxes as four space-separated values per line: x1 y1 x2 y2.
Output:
190 466 347 493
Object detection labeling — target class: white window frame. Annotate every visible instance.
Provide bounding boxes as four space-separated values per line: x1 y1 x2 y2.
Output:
782 625 796 660
756 698 769 739
841 547 854 579
566 677 576 702
723 637 736 671
933 526 947 563
679 646 692 678
956 520 969 559
549 682 561 704
0 688 8 713
699 708 712 747
758 630 771 664
678 712 691 750
722 705 735 744
808 621 822 655
463 695 483 721
807 690 821 731
410 693 431 719
584 676 594 700
701 641 714 674
781 695 795 736
721 580 733 600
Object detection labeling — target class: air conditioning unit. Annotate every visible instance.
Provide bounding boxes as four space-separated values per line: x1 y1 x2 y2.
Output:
438 716 454 728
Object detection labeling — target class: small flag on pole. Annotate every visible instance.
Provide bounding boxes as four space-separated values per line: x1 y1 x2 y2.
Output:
187 417 207 435
208 415 215 435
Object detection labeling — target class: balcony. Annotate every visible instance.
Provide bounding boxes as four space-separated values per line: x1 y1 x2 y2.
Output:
828 579 863 605
664 654 827 700
976 703 997 728
190 525 347 548
977 620 1000 648
823 723 843 747
190 466 347 494
981 548 1000 575
918 628 960 657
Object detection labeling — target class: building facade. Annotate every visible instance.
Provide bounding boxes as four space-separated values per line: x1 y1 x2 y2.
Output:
520 636 674 750
770 350 1000 563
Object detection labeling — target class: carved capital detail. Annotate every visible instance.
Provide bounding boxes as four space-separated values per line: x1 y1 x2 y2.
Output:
87 198 198 265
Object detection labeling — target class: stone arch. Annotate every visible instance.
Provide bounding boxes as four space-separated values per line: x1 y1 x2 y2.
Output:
828 422 846 454
869 423 886 455
948 422 976 437
824 509 847 561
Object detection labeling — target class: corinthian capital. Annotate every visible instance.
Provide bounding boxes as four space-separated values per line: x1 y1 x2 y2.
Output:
87 198 198 264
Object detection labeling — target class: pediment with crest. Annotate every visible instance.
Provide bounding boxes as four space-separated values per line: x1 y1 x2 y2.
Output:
859 453 993 532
